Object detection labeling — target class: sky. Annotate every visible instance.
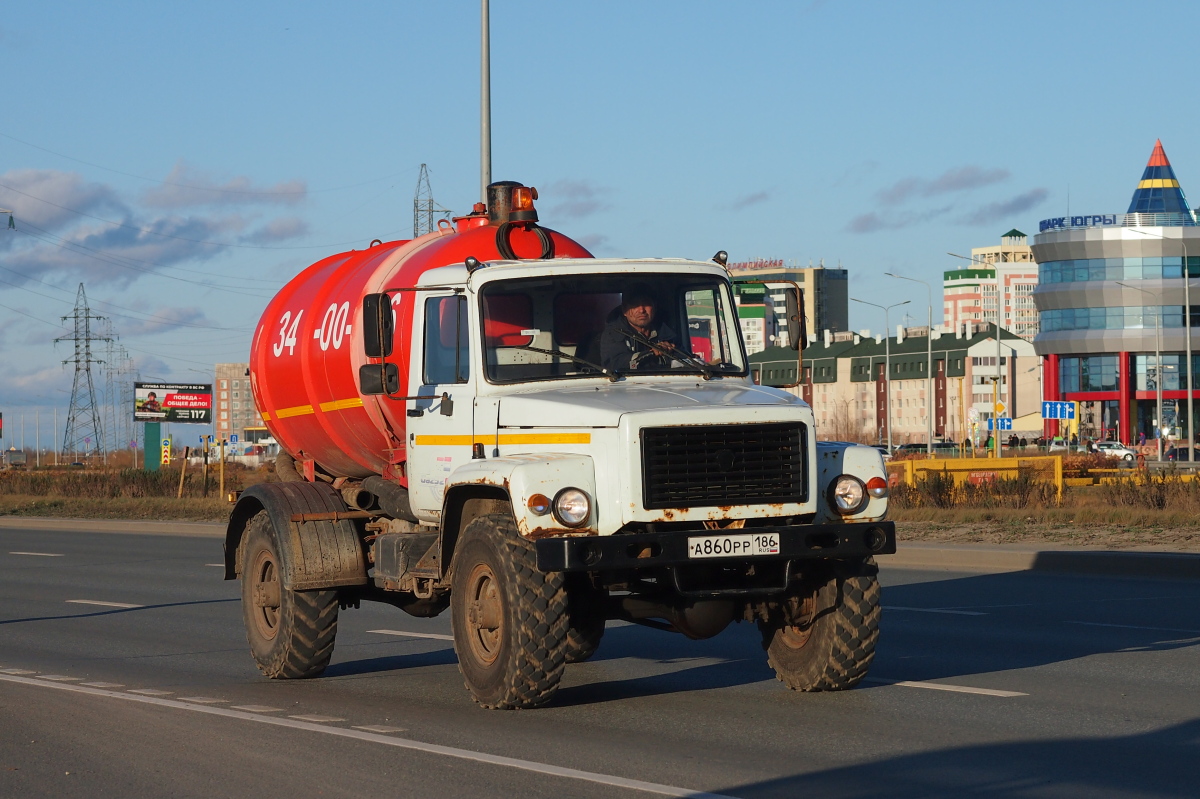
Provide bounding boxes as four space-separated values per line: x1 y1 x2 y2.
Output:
2 0 1199 447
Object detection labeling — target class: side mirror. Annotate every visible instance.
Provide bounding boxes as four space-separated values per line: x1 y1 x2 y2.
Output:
785 287 805 351
359 363 399 396
362 293 394 358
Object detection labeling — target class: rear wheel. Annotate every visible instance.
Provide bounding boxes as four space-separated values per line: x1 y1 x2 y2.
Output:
241 511 339 678
450 513 569 709
758 562 880 691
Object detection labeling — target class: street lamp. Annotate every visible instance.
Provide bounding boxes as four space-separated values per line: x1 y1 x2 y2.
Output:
948 252 1008 453
885 272 934 455
1128 227 1193 461
1117 281 1164 461
851 298 910 454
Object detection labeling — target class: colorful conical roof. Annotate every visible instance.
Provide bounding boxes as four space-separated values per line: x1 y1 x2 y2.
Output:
1127 139 1191 214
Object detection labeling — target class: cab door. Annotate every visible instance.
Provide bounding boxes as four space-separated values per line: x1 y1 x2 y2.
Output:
405 292 475 522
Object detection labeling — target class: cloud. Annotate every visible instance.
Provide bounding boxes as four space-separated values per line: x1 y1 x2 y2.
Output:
543 180 611 220
957 188 1049 226
114 305 216 336
142 161 307 209
2 210 249 288
876 166 1010 205
241 216 309 244
730 189 773 211
0 363 72 406
575 234 609 252
0 169 125 238
847 205 953 234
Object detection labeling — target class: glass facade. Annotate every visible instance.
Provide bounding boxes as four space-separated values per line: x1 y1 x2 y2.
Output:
1040 306 1200 332
1059 355 1119 393
1039 256 1200 284
1134 354 1200 391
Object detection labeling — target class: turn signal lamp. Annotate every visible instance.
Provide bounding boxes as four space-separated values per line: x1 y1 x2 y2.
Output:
527 494 551 516
866 476 889 499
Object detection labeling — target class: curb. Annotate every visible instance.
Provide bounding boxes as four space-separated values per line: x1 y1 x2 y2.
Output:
889 542 1200 580
0 517 224 537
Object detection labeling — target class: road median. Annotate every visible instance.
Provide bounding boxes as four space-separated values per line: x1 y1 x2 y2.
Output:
890 541 1200 580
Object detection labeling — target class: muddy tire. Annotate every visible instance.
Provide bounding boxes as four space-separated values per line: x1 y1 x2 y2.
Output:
450 513 569 709
759 563 880 691
241 511 339 679
564 577 606 664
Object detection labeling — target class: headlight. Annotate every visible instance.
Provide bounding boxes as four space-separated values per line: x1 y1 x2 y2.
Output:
552 488 590 527
830 475 868 515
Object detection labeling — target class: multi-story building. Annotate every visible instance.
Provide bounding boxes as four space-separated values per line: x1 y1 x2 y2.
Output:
749 323 1038 444
943 230 1040 341
214 362 261 442
1033 139 1200 445
730 260 849 352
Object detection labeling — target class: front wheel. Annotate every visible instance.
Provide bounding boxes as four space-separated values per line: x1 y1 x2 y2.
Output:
450 513 569 709
758 563 881 691
240 511 339 679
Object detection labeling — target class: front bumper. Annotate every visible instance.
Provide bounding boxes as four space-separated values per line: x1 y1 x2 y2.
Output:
534 520 896 573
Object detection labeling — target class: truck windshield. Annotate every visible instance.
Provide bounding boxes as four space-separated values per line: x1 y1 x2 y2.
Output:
480 273 748 383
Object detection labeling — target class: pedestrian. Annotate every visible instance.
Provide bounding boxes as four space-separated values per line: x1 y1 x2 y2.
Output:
1070 433 1078 446
1140 430 1147 446
1020 436 1028 448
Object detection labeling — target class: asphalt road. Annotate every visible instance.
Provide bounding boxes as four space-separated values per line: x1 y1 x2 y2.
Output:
2 526 1199 798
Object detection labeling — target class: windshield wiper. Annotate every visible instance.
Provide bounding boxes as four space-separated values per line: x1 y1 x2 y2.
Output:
516 345 619 382
614 328 716 379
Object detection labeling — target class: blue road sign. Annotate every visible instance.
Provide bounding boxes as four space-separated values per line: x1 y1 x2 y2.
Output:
229 434 239 444
1042 401 1076 420
988 418 1014 431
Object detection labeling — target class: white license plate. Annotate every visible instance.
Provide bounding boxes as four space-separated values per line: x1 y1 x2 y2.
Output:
687 532 780 559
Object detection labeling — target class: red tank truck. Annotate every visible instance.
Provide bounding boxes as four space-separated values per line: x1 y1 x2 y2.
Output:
224 182 895 709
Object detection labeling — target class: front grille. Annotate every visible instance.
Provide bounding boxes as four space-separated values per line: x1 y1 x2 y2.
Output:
640 422 807 509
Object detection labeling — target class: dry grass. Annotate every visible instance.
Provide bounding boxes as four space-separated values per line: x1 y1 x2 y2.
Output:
0 494 232 521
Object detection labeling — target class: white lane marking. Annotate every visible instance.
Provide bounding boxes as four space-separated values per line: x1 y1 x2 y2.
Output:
9 551 64 557
179 697 228 704
36 675 80 682
354 725 407 734
864 677 1026 697
231 705 283 713
886 606 987 616
0 674 738 799
204 563 224 567
128 689 173 696
368 629 455 641
0 669 36 675
1067 621 1200 635
80 682 124 689
290 714 345 723
66 600 143 609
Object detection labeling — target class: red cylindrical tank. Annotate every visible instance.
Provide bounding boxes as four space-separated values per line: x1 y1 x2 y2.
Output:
249 205 592 483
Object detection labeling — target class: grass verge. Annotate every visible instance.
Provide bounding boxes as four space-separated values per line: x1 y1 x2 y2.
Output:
0 494 230 522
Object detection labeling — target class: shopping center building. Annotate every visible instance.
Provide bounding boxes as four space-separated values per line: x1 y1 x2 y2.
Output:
1032 140 1200 444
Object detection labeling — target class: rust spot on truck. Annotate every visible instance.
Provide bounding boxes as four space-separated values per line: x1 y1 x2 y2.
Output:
522 528 597 540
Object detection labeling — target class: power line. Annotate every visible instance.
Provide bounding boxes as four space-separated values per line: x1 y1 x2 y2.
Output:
0 179 382 251
413 164 451 237
0 129 421 196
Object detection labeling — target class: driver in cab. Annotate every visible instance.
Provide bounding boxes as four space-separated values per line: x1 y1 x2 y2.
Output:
600 287 680 372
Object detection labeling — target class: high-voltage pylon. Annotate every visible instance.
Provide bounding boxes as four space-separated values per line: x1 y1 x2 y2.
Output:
56 284 110 460
413 164 451 237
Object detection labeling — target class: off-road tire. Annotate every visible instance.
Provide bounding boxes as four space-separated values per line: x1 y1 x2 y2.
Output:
563 577 606 664
241 511 338 679
450 513 569 709
759 563 881 691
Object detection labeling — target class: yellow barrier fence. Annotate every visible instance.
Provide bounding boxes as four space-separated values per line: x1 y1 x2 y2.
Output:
887 456 1063 497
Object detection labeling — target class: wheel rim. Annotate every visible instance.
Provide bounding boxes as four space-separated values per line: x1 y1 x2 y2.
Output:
464 562 504 666
250 546 281 640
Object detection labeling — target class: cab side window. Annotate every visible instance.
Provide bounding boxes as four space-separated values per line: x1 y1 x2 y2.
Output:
423 296 469 385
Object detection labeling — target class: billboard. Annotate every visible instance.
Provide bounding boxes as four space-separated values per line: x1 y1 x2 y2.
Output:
134 383 212 424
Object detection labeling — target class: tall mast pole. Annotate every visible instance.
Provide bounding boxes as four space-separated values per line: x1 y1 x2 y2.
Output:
480 0 492 203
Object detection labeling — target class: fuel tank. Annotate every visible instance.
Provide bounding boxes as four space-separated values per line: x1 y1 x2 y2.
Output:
249 182 593 481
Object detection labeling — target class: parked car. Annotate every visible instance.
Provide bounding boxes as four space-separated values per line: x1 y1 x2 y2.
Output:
871 444 893 462
1164 446 1200 462
1094 441 1137 461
